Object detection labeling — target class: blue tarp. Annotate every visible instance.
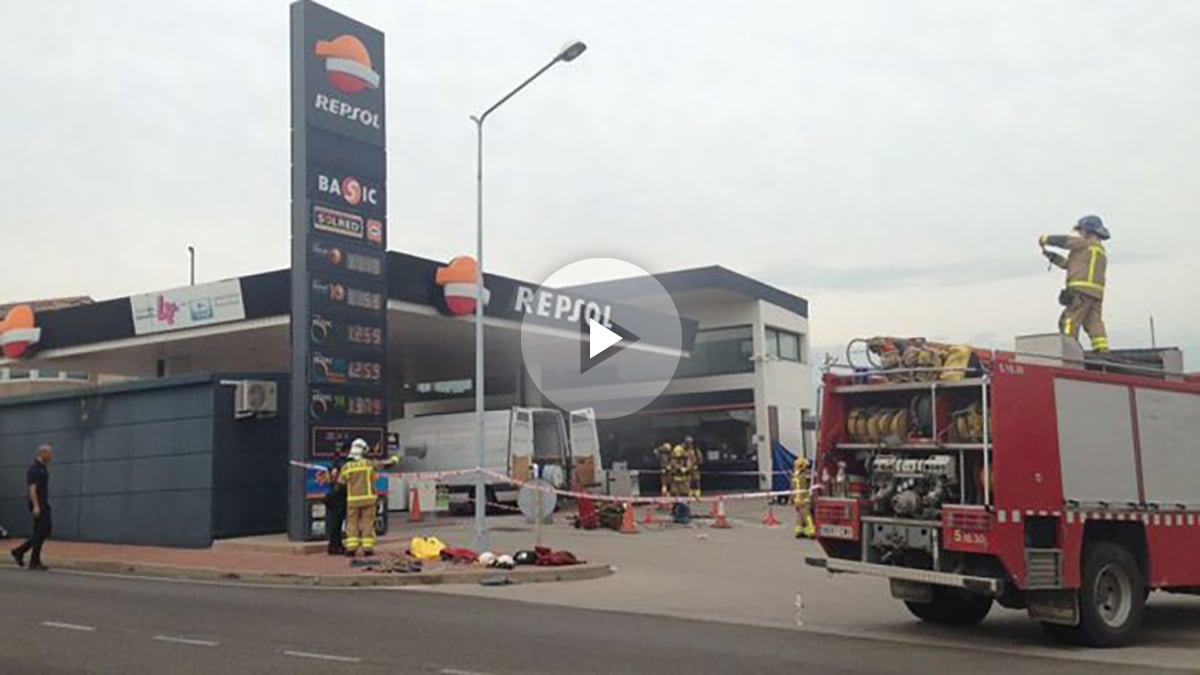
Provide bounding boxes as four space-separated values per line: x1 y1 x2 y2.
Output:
771 441 797 493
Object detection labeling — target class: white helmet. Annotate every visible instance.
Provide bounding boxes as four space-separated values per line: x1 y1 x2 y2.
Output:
478 551 497 567
496 554 515 570
348 438 368 460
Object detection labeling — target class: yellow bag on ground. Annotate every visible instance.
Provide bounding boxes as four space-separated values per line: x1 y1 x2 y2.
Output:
410 536 446 560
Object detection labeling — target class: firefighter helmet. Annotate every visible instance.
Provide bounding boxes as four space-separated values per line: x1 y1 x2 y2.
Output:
348 438 368 460
672 446 687 459
795 457 810 472
1075 215 1111 240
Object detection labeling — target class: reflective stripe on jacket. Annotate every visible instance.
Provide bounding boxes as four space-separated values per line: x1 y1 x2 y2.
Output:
1041 234 1106 299
339 459 377 508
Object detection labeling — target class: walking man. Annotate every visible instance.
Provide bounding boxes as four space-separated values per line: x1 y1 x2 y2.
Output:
11 444 53 571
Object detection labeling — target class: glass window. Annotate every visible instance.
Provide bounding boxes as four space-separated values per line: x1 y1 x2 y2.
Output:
765 327 804 363
675 325 754 378
7 369 30 380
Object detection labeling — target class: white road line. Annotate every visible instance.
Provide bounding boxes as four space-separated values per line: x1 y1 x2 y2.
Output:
441 669 494 675
41 621 96 632
282 650 362 664
152 635 219 647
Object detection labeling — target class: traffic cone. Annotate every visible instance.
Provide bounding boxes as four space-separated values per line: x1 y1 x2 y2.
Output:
709 500 720 518
409 486 423 523
712 497 732 529
619 502 640 534
763 505 781 528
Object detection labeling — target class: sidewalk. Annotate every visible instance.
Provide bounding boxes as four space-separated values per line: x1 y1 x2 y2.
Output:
21 533 610 587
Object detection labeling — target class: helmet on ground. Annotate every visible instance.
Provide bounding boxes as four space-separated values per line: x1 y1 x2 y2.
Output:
496 554 515 570
348 438 368 460
514 550 537 565
478 551 497 567
1075 215 1110 240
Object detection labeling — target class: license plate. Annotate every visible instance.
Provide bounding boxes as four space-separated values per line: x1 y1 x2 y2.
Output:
819 523 854 539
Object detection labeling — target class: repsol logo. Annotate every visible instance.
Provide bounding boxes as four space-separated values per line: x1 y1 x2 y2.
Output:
313 93 381 129
514 286 612 327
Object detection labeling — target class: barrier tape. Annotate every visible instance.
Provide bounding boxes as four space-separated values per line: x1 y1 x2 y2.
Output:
291 460 794 480
293 460 797 506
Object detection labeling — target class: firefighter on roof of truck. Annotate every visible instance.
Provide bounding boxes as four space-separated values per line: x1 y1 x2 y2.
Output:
1040 215 1111 352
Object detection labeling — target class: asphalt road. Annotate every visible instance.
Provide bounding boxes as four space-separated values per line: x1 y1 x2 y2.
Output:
0 568 1185 675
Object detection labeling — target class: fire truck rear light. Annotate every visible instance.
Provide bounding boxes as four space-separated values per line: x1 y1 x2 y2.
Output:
944 510 993 531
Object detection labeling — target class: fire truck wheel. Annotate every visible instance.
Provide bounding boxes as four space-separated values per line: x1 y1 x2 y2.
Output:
904 586 993 626
1078 541 1144 647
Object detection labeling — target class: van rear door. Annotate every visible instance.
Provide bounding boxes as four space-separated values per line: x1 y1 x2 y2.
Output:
568 408 601 488
509 407 535 482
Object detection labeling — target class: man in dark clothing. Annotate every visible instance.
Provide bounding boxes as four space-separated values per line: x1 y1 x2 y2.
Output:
324 447 348 556
11 444 53 571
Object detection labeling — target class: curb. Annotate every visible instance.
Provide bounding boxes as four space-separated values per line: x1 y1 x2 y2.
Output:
41 557 614 588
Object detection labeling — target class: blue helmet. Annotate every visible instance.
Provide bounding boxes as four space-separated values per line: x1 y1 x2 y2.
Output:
1076 215 1111 240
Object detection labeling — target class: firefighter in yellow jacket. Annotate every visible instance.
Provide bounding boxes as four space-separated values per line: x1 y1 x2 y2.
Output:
338 438 399 557
793 456 815 538
1040 215 1111 352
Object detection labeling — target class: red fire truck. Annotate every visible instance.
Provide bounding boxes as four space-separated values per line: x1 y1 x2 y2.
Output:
805 336 1199 646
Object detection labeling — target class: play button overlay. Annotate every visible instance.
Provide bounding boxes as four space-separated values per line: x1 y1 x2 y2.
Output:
581 317 638 372
519 258 687 419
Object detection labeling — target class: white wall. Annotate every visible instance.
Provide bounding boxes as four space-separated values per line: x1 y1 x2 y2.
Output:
752 300 814 488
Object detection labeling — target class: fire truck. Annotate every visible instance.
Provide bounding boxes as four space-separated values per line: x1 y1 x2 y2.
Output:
805 335 1199 646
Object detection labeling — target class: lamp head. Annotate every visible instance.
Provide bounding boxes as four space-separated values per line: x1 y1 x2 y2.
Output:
558 41 587 62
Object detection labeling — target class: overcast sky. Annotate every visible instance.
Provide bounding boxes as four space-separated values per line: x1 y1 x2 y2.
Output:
3 0 1197 362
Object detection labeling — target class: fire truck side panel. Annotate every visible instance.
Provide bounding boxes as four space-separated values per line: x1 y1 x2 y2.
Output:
1135 387 1200 587
988 365 1059 589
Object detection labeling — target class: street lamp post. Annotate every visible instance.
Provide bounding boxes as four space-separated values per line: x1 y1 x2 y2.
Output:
470 40 587 553
187 245 195 286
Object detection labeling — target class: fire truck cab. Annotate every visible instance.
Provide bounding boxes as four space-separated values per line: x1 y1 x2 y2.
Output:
806 335 1200 646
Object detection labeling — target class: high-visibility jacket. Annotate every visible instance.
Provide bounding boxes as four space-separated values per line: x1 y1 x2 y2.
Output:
1041 234 1107 299
339 459 384 508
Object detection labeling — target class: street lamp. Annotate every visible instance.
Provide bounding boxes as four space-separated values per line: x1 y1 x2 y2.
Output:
187 245 195 286
470 40 587 552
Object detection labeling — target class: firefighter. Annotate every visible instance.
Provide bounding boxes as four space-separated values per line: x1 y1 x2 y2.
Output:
792 456 815 538
667 444 696 497
681 436 703 498
1040 215 1111 352
654 442 673 498
666 445 694 523
338 438 399 557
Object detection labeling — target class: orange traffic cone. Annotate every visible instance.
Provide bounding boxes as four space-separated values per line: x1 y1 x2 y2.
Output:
712 497 732 529
763 505 781 528
619 502 640 534
409 486 423 523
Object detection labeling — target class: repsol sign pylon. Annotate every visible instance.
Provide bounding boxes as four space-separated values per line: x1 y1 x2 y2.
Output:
290 0 388 541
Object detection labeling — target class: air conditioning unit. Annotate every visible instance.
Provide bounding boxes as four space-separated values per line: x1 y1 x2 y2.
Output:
234 380 278 419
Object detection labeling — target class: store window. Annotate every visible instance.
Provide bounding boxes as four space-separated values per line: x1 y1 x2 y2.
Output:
675 325 754 377
765 327 804 363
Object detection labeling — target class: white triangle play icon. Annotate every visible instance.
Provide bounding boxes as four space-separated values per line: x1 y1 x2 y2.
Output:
588 319 624 358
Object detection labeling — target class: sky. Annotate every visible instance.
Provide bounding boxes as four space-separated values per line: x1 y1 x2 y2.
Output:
2 0 1198 364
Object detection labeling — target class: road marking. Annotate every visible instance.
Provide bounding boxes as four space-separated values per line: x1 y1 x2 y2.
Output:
153 635 218 647
42 621 96 632
441 669 493 675
283 650 362 664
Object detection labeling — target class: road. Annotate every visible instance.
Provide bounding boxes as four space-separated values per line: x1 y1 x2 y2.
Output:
0 568 1184 675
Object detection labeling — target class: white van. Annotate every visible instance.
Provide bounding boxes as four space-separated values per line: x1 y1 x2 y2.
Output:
388 407 600 510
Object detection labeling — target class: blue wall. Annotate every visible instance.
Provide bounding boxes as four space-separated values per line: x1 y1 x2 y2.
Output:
0 374 287 548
